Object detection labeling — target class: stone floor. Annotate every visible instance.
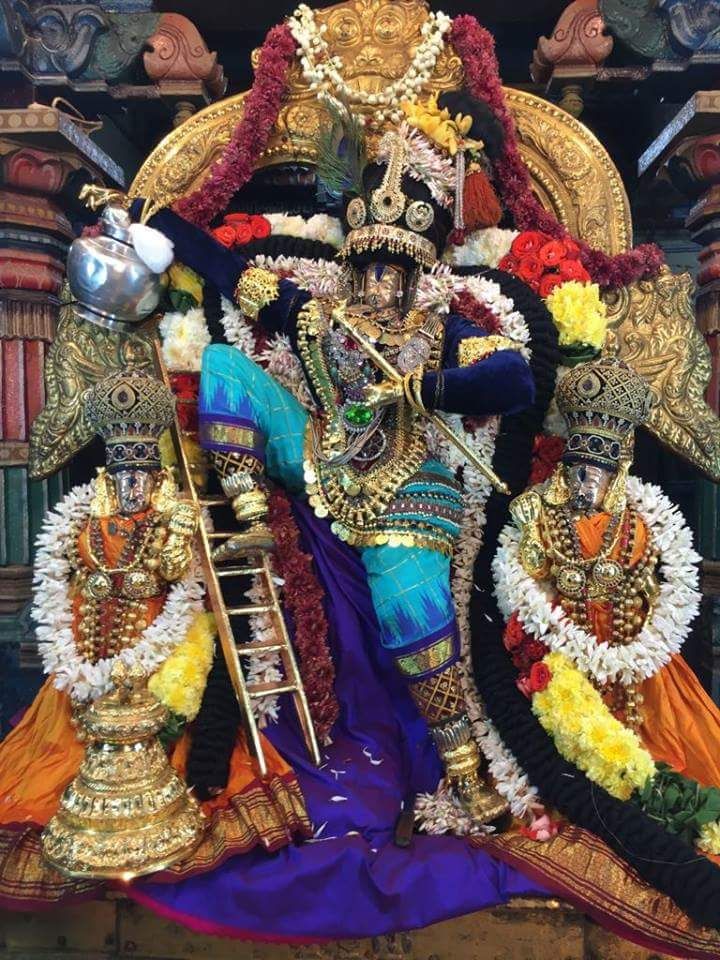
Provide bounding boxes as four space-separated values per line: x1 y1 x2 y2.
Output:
0 898 677 959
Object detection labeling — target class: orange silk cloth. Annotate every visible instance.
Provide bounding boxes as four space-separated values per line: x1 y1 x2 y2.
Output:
576 512 720 789
0 513 297 827
0 681 296 827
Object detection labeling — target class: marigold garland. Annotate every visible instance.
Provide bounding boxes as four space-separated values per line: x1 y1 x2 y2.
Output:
267 489 338 742
545 281 607 351
450 15 665 289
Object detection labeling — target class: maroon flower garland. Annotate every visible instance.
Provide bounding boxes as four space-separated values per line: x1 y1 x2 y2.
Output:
450 15 665 289
175 24 298 228
268 489 339 742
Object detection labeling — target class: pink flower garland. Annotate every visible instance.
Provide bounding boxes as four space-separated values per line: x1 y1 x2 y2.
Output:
268 490 339 743
450 15 665 289
175 24 298 228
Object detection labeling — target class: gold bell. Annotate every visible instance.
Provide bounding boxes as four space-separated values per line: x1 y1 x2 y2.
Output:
41 661 204 880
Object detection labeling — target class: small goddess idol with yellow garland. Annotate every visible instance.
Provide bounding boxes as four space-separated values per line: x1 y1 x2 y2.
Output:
494 357 720 854
0 370 310 875
140 92 537 825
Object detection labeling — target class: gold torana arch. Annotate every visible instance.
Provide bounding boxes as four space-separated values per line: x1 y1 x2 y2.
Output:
130 0 720 480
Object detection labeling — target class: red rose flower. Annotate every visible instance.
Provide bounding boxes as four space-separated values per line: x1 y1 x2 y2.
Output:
498 253 520 274
558 258 591 282
530 433 566 485
211 225 237 248
538 273 564 298
234 222 254 245
529 661 552 693
516 255 544 282
539 239 567 268
524 638 549 663
224 212 250 224
511 230 547 258
517 675 533 698
249 214 272 239
503 611 527 651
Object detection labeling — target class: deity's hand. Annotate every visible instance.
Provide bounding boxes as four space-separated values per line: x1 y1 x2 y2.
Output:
158 501 200 582
363 378 404 409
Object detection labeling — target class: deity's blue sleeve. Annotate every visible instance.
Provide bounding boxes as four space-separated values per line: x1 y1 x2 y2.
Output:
138 205 309 337
419 312 535 417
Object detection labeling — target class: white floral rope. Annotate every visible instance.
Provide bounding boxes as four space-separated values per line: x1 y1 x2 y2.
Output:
33 481 206 703
493 476 702 687
443 227 519 269
264 213 344 249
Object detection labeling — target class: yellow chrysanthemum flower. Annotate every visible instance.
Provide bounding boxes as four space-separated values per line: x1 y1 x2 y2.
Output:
531 651 655 800
546 280 608 350
149 611 215 722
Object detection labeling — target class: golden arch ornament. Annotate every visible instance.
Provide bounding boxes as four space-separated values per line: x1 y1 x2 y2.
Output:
130 0 720 480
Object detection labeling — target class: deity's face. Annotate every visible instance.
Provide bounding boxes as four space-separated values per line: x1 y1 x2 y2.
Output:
361 263 405 309
565 461 613 514
113 469 155 515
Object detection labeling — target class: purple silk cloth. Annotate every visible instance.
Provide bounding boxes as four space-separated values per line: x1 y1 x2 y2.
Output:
132 499 547 939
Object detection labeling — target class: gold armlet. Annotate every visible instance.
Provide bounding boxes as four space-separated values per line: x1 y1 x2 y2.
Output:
458 335 522 367
234 267 280 320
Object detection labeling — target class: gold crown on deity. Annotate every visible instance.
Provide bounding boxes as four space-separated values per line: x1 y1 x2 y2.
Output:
556 357 653 472
86 370 175 474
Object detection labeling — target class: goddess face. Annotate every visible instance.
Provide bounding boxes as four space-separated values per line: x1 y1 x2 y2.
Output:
113 469 155 515
565 462 613 514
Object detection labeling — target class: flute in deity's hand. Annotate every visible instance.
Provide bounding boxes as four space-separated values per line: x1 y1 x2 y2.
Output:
331 302 511 496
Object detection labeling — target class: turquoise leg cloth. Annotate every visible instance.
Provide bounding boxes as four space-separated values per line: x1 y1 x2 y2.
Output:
360 542 457 653
198 343 307 493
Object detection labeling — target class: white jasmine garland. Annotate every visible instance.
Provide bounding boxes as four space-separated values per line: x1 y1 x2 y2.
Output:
33 481 206 703
443 227 519 269
288 5 452 126
264 213 344 250
493 476 702 687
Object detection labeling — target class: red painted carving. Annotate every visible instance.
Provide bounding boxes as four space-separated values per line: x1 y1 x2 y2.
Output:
143 13 226 96
532 0 614 84
2 147 75 195
0 248 64 295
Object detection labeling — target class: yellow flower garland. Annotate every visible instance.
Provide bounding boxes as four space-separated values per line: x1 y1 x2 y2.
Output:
545 280 607 350
149 611 215 721
532 652 655 800
168 262 204 306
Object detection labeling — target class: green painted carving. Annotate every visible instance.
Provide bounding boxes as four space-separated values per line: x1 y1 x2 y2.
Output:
599 0 677 60
82 12 160 82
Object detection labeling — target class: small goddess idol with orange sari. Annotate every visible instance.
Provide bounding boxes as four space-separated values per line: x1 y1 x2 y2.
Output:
494 356 720 855
0 370 309 899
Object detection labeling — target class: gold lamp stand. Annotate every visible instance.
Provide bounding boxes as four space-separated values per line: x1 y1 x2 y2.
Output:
42 662 204 880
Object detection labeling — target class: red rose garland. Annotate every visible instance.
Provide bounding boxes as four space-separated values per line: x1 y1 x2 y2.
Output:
212 213 272 248
267 489 339 742
499 230 590 295
450 15 665 289
175 24 298 228
503 611 551 696
529 433 566 485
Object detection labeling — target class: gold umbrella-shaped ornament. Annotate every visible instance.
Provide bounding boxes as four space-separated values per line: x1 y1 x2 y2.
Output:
42 661 205 880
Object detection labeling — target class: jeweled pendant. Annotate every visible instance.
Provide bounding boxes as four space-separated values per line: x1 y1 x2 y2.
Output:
556 565 586 599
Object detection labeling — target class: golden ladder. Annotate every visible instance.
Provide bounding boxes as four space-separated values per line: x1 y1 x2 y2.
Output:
152 341 322 777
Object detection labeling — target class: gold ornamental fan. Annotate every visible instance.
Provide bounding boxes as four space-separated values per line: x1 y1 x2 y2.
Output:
41 662 204 880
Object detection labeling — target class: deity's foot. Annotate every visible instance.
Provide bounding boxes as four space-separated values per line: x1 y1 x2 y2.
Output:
212 524 275 562
443 739 510 829
451 769 510 830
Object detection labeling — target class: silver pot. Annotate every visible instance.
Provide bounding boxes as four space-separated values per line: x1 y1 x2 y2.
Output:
67 206 165 330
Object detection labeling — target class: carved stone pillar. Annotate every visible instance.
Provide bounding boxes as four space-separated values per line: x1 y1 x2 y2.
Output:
531 0 614 115
0 109 118 722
